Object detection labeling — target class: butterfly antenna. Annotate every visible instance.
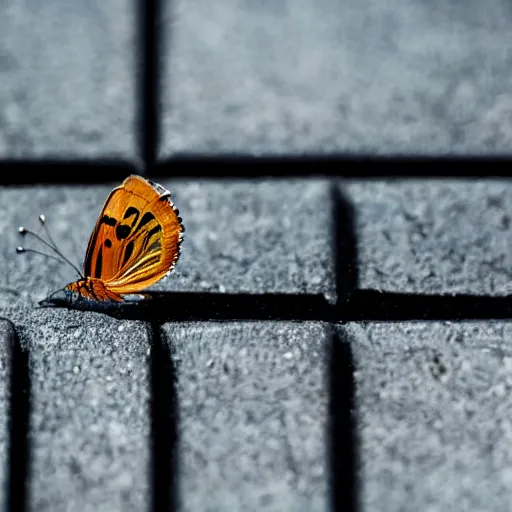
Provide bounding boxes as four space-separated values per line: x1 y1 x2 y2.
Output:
39 214 59 256
17 215 84 278
16 247 68 265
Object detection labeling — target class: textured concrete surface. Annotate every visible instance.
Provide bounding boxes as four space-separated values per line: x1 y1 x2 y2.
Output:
1 1 512 511
0 179 335 305
2 175 512 511
0 320 12 510
153 179 334 298
342 180 512 295
162 321 329 511
160 0 512 157
343 321 512 512
0 0 137 160
1 304 151 512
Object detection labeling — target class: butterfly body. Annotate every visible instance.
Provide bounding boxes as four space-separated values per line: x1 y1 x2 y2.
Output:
65 278 125 302
38 175 183 306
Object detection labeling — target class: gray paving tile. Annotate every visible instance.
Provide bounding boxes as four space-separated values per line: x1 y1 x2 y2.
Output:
2 305 151 512
160 0 512 157
0 179 335 305
0 320 13 510
0 0 138 160
162 321 329 511
343 321 512 512
342 180 512 295
153 179 334 298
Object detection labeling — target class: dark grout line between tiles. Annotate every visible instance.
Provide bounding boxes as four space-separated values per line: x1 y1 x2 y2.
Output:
333 183 358 300
148 156 512 178
78 291 512 323
149 323 179 512
139 0 160 168
329 327 359 512
0 160 512 185
4 321 31 512
96 292 335 323
340 291 512 321
0 161 141 185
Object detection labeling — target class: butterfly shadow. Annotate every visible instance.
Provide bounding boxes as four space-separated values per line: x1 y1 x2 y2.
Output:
37 291 336 323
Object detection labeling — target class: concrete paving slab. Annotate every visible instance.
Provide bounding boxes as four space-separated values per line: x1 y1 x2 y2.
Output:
153 179 335 298
0 320 13 510
342 180 512 295
162 321 329 511
343 321 512 512
0 179 335 306
1 304 151 512
0 0 138 160
160 0 512 157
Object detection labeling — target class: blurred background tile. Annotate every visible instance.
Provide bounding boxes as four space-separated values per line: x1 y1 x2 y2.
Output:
342 180 512 295
160 0 512 158
0 0 139 163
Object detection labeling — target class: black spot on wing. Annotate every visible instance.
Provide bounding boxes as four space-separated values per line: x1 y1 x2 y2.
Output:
101 215 117 226
116 224 131 240
104 238 112 248
123 206 140 226
122 240 135 267
94 247 103 278
124 206 139 219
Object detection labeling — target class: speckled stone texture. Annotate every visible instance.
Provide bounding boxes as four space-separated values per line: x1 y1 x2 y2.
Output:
160 0 512 157
0 0 138 160
343 321 512 512
341 180 512 295
0 179 335 305
162 321 329 511
0 320 12 510
2 305 151 512
153 180 335 299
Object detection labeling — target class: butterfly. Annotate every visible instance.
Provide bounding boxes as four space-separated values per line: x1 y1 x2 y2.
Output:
17 175 184 306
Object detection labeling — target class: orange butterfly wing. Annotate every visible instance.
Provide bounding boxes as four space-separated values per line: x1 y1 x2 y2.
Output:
83 175 183 295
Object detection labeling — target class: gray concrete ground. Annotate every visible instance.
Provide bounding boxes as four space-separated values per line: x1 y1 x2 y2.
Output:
161 0 512 156
151 180 335 298
2 179 512 511
342 180 512 295
345 321 512 512
163 322 329 511
1 0 512 510
2 305 151 512
0 180 334 305
0 0 137 160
